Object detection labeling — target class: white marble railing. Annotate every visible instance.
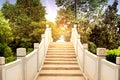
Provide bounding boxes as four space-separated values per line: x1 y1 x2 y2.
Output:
71 24 120 80
0 26 52 80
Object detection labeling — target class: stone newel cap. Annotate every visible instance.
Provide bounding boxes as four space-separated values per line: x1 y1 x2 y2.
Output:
17 48 26 57
97 48 106 56
0 57 5 65
34 43 39 49
83 44 88 50
41 34 45 38
116 57 120 65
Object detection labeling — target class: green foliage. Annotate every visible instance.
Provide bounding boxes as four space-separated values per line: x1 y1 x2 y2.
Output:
16 0 46 22
0 12 13 43
1 1 16 21
88 42 97 54
27 48 34 54
106 47 120 63
103 0 118 26
0 12 14 63
29 21 45 42
55 8 75 41
89 23 120 49
1 0 46 63
78 20 91 43
103 1 120 47
56 8 74 27
89 0 120 50
55 0 107 21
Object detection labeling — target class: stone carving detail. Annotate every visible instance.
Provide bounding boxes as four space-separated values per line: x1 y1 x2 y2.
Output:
97 48 106 56
17 48 26 57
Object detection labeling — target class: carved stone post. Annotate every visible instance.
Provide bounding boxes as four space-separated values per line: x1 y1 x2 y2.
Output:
34 43 39 72
116 57 120 80
77 35 80 54
17 48 26 80
34 43 39 50
83 44 88 50
83 43 88 73
41 34 45 55
0 57 5 80
97 48 106 80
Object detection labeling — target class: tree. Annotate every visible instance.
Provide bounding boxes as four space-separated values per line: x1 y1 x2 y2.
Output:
16 0 46 22
56 8 74 27
0 12 14 63
88 0 120 50
1 0 46 54
103 0 118 28
55 0 107 20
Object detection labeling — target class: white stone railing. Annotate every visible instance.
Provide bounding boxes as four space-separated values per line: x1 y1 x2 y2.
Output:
0 26 53 80
71 24 120 80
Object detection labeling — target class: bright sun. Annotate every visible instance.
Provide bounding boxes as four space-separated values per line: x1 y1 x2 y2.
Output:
45 14 56 23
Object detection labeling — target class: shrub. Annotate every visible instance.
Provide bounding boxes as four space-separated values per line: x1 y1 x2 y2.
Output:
106 47 120 63
88 41 97 54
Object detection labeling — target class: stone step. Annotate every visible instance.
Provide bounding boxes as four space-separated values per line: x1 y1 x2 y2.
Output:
39 70 82 76
43 64 79 67
37 76 85 80
42 67 80 70
49 45 74 48
47 53 75 55
48 46 73 47
47 50 75 52
47 51 75 54
36 42 85 80
48 48 74 50
48 47 74 48
45 58 77 61
46 55 76 58
42 64 80 70
44 61 77 64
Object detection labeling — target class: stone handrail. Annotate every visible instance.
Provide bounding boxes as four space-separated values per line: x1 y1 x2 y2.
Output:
70 24 120 80
0 25 53 80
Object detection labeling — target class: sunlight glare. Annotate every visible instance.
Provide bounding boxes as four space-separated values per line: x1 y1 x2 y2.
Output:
45 14 56 23
56 35 65 42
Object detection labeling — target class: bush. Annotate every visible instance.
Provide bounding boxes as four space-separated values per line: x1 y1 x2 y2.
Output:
106 47 120 63
27 48 33 54
88 41 97 54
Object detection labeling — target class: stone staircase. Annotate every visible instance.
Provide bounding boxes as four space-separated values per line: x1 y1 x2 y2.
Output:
36 42 85 80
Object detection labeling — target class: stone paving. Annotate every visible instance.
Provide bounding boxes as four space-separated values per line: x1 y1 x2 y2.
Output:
36 42 85 80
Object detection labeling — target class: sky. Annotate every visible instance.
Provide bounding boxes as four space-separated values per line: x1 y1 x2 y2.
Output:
0 0 120 22
108 0 120 14
41 0 59 22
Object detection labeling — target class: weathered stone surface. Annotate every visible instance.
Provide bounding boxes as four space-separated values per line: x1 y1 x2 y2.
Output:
17 48 26 57
97 48 106 56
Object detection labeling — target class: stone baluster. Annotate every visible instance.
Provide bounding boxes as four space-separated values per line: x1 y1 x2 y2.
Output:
41 34 45 55
83 43 88 74
83 44 88 50
34 43 39 72
116 57 120 80
17 48 26 80
96 48 106 80
34 43 39 50
77 35 80 55
0 57 5 80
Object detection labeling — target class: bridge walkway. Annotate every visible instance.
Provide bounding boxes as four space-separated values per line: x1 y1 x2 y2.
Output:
36 42 85 80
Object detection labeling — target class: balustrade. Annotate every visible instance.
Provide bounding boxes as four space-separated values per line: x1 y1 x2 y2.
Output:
71 24 120 80
0 25 52 80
